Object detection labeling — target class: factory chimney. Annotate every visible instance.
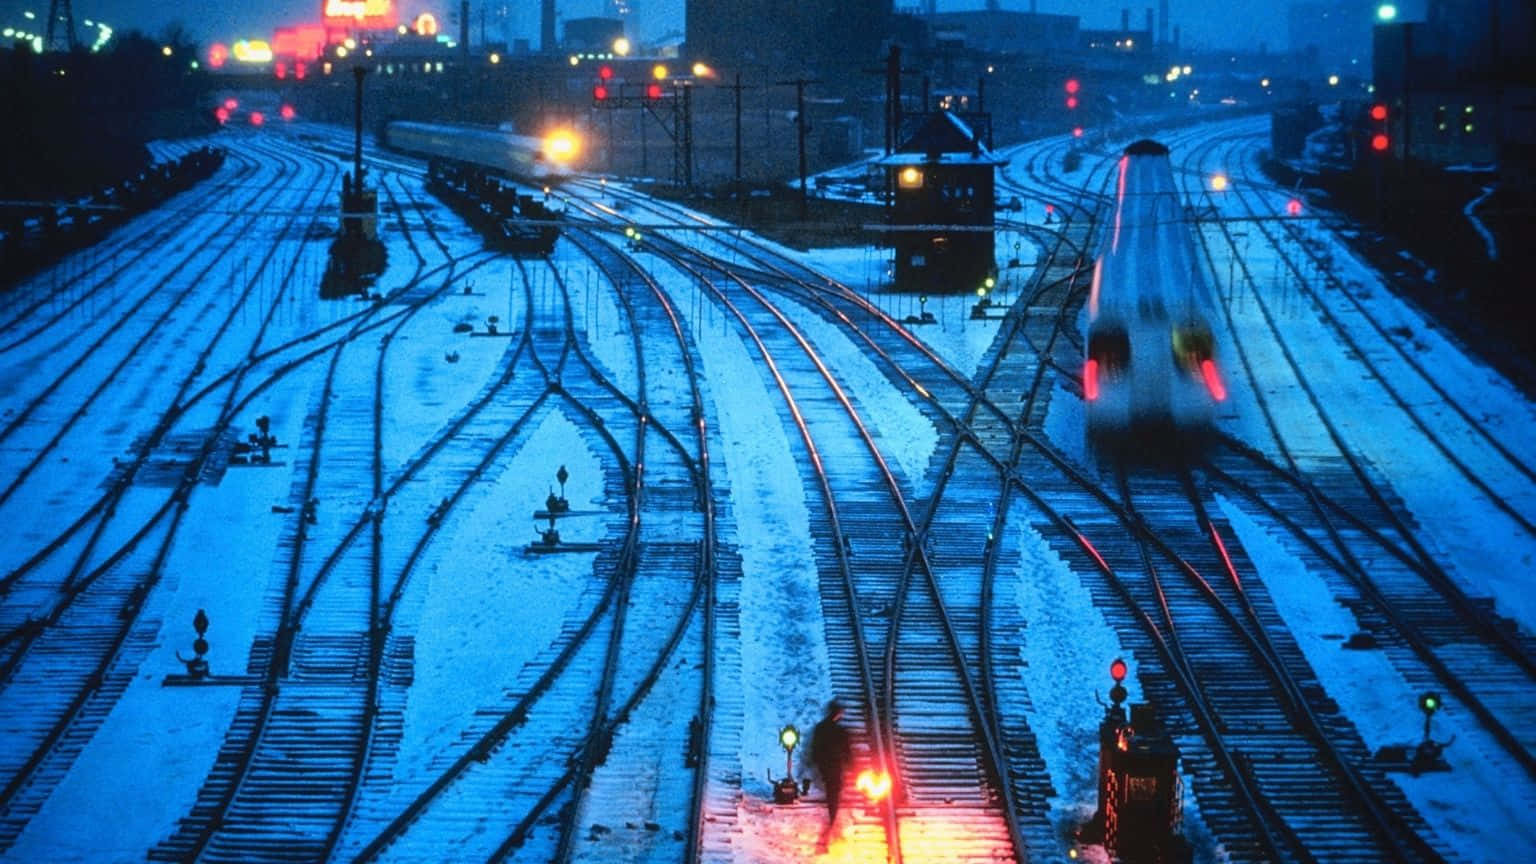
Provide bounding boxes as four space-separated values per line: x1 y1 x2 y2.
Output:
541 0 555 53
460 0 469 59
1159 0 1168 45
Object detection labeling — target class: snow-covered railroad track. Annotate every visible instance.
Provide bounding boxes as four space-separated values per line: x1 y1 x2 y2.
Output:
0 148 257 350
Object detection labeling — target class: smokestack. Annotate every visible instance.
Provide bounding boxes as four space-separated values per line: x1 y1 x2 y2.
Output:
460 0 469 58
541 0 555 53
1159 0 1168 45
1121 9 1129 32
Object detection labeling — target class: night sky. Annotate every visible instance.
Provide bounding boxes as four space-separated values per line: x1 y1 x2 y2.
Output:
0 0 1317 56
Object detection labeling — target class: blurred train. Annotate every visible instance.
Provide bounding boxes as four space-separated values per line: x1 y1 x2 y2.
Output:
382 121 581 181
1084 139 1227 441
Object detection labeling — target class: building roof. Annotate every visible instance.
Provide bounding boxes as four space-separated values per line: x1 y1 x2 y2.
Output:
877 111 1008 167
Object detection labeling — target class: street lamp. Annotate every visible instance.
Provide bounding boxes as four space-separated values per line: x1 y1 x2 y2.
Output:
1377 3 1398 21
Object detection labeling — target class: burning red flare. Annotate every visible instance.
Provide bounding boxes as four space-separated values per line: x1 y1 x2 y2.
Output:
1083 359 1099 401
856 769 891 802
1200 358 1227 401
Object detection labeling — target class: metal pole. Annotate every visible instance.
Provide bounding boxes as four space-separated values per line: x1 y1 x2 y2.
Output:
352 67 366 187
797 79 808 219
734 72 743 194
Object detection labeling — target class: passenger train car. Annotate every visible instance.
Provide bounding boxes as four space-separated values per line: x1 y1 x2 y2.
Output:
1084 139 1227 440
383 121 580 181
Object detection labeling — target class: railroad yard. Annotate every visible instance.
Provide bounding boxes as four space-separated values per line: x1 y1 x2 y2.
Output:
1 112 1534 863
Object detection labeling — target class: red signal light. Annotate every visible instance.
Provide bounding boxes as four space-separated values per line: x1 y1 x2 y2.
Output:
1286 198 1303 216
249 111 265 126
645 82 663 100
224 98 238 111
1371 133 1389 151
275 61 287 79
1065 95 1078 109
1369 103 1387 122
280 104 296 121
593 84 609 101
1110 657 1127 682
599 64 614 80
1083 359 1099 401
215 106 230 124
1072 126 1084 138
1065 78 1080 94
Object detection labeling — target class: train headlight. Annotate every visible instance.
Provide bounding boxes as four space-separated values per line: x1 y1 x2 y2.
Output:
544 130 580 164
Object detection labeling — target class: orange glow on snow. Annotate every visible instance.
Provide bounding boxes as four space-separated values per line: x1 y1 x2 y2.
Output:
896 814 996 858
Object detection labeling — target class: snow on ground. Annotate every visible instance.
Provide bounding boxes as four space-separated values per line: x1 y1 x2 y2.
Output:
1217 492 1536 859
3 393 308 861
390 406 609 786
5 121 1533 864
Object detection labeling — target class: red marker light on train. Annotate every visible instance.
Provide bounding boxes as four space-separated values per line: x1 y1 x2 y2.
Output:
1110 657 1127 682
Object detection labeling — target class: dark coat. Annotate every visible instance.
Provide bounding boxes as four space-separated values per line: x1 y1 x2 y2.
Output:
811 715 851 779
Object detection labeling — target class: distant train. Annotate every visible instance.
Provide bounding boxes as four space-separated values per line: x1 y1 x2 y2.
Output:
382 121 580 181
1083 139 1227 439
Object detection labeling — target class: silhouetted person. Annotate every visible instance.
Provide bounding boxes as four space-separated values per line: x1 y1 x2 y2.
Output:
811 699 852 850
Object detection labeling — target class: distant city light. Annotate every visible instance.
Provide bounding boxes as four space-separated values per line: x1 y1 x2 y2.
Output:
343 37 356 49
233 39 274 63
335 45 348 57
692 61 715 78
1377 4 1398 21
612 37 631 56
569 54 580 66
1328 74 1340 86
489 52 500 64
414 13 438 36
1210 173 1229 191
1260 77 1270 88
652 63 669 80
1182 65 1192 75
161 45 172 56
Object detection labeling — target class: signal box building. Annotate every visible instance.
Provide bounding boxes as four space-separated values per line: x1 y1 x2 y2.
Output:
879 111 1007 292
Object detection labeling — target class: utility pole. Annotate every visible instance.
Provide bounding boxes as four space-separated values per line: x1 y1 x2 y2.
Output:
775 77 819 220
730 72 745 195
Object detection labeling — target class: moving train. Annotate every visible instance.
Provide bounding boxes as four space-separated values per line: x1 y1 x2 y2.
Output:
383 121 580 180
1083 139 1227 440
